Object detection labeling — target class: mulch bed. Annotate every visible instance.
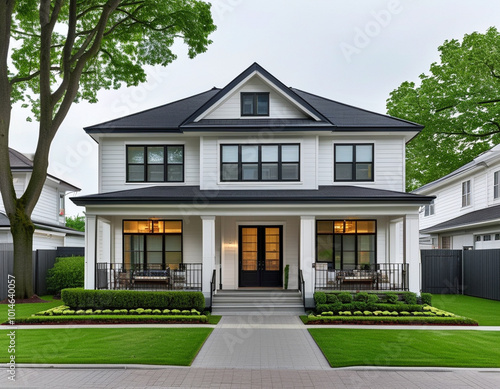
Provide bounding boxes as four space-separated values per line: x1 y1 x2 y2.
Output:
0 295 49 304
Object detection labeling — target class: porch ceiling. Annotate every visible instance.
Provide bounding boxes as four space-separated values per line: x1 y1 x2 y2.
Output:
71 185 432 206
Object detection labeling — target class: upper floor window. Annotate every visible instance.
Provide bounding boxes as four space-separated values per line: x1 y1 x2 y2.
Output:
334 144 374 182
241 93 269 116
423 199 435 217
126 145 184 183
494 171 499 199
221 144 300 182
462 180 471 207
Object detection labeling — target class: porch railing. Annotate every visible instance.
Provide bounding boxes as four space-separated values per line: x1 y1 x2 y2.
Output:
96 263 202 291
314 263 409 291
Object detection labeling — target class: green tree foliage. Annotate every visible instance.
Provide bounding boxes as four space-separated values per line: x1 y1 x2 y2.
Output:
0 1 216 298
65 214 85 231
387 27 500 191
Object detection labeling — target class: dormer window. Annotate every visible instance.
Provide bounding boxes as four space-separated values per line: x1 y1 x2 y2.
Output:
241 93 269 116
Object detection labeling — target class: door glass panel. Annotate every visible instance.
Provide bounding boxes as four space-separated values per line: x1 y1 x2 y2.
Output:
147 235 163 265
317 235 333 262
242 228 257 271
265 228 280 271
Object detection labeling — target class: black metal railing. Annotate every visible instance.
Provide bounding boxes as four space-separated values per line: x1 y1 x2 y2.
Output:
299 270 305 308
96 262 202 291
210 269 216 310
314 263 409 291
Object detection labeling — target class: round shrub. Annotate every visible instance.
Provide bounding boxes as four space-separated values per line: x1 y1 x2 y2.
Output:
171 309 181 314
382 311 391 316
129 309 136 315
367 294 379 304
76 310 85 315
421 293 432 306
383 293 398 304
85 309 93 315
46 256 84 295
403 292 417 305
354 292 370 302
325 293 339 304
162 309 171 314
353 311 363 316
102 309 112 314
373 311 383 316
400 311 410 316
314 292 327 305
182 310 191 315
191 309 200 315
120 309 128 314
337 292 353 304
63 310 75 315
363 311 373 316
153 309 162 314
321 311 333 316
144 309 152 314
94 310 102 314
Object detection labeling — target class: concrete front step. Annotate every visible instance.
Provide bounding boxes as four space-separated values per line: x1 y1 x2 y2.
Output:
211 289 305 315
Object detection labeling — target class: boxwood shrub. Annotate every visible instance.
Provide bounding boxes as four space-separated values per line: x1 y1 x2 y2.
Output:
46 256 85 295
61 288 205 311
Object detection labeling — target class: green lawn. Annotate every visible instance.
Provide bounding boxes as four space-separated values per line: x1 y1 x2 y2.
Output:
309 328 500 368
433 294 500 326
0 328 212 365
0 296 62 321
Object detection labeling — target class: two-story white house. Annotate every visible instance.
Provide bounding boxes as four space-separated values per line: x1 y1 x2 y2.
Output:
0 148 85 249
414 144 500 250
72 63 431 307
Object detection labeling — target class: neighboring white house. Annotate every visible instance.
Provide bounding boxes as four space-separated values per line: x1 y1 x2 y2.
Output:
413 144 500 250
72 63 432 306
0 148 85 249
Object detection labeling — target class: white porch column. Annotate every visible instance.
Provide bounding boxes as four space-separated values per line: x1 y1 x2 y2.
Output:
404 214 421 293
201 216 216 301
300 216 315 307
84 214 97 289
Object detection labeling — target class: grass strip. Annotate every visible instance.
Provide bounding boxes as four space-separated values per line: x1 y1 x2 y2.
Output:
0 327 212 365
9 314 209 325
433 294 500 326
309 328 500 368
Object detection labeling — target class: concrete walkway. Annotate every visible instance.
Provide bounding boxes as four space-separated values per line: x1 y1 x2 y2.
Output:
192 315 331 370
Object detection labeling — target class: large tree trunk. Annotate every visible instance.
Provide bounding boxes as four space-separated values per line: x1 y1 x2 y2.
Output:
10 206 35 299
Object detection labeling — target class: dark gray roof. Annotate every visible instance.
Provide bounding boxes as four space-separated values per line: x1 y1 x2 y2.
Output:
71 185 432 206
421 205 500 234
9 148 34 169
84 63 423 134
0 212 83 235
8 148 80 191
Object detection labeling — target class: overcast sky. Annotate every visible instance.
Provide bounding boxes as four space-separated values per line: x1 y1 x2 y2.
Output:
8 0 500 216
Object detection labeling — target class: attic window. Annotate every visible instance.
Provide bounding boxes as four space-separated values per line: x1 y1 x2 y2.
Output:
241 93 269 116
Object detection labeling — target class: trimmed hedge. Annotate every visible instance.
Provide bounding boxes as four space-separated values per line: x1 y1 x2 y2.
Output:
46 257 85 294
304 315 478 325
13 315 208 325
61 288 205 311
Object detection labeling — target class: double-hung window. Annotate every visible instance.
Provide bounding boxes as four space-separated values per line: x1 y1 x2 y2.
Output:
241 93 269 116
462 180 471 207
334 144 374 181
494 171 499 199
424 199 435 217
221 144 300 181
126 145 184 183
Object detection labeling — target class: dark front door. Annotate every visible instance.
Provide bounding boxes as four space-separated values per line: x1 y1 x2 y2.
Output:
239 226 282 287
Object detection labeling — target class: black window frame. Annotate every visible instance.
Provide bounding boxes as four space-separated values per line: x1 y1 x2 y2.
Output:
315 219 377 270
126 145 184 183
122 219 183 269
334 143 374 182
220 143 300 182
240 92 270 116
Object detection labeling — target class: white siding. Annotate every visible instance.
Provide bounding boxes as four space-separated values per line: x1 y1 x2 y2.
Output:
318 136 405 192
200 135 317 190
204 75 308 120
31 184 59 224
33 231 65 250
99 136 200 193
